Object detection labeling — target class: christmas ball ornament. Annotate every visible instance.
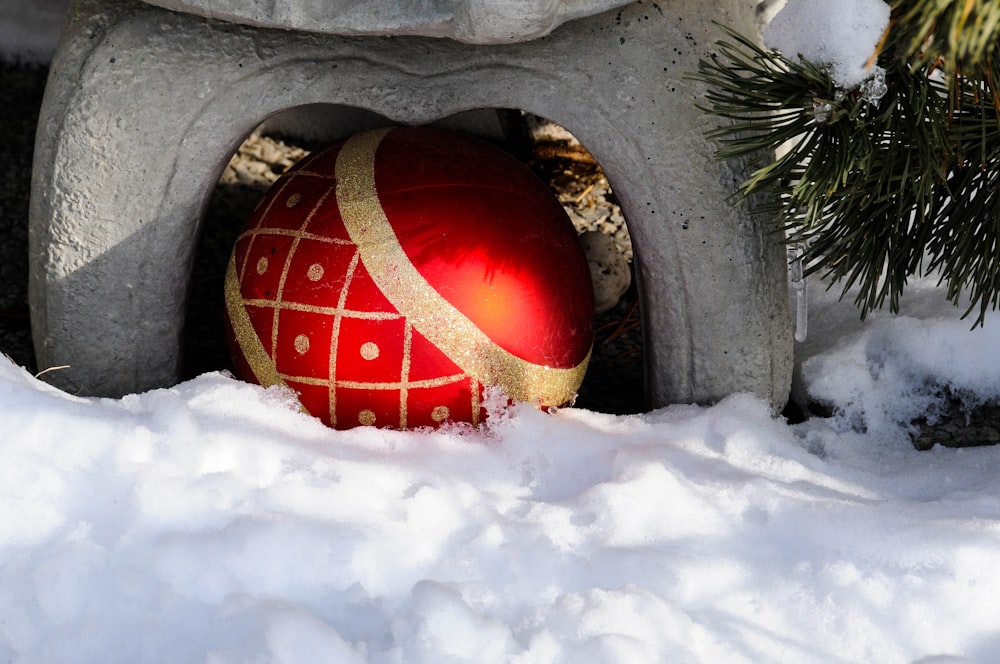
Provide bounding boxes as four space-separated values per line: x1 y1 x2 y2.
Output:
224 126 593 429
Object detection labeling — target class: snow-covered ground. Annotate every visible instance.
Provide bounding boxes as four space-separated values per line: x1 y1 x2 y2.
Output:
4 268 1000 664
7 1 1000 661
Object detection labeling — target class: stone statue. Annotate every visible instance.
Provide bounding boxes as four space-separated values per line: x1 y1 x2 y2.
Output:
30 0 793 411
140 0 635 43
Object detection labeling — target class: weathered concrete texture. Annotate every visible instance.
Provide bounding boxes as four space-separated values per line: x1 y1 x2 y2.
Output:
141 0 635 44
30 0 793 409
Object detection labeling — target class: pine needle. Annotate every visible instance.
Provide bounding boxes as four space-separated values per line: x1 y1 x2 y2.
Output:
691 10 1000 325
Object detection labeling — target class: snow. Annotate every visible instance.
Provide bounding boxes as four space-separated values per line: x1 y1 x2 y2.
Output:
5 1 1000 661
764 0 891 88
3 273 1000 662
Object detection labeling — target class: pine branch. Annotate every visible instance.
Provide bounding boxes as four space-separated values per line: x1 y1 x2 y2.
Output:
691 18 1000 325
888 0 1000 78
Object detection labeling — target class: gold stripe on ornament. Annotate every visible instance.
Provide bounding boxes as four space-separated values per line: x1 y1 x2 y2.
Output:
224 254 287 392
239 175 298 280
236 226 355 247
470 377 482 426
288 372 470 390
399 319 414 429
270 184 337 363
334 127 589 407
239 298 402 320
327 249 363 427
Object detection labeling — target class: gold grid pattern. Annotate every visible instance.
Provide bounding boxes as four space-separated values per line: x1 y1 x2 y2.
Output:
225 151 481 428
226 126 588 428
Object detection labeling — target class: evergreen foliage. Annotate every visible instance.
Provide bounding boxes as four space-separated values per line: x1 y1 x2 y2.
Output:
694 0 1000 323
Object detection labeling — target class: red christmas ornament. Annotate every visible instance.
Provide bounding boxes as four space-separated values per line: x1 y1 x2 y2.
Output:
224 126 593 429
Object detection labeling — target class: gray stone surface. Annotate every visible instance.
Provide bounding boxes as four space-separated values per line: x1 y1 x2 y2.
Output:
30 0 793 409
140 0 634 44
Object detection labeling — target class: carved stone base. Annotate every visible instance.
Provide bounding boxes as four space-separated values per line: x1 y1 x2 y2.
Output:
30 0 793 409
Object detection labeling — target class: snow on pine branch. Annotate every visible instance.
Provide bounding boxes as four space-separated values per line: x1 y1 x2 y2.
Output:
763 0 891 88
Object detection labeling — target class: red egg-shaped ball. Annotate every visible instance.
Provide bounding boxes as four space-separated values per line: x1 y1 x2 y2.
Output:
224 126 593 429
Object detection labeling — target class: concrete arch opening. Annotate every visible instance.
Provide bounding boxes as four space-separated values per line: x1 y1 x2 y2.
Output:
182 105 645 415
29 0 792 410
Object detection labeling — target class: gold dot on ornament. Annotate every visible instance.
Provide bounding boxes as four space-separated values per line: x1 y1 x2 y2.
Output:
306 263 324 282
294 334 310 354
360 342 380 361
256 256 268 275
431 406 450 423
286 192 302 208
358 409 376 426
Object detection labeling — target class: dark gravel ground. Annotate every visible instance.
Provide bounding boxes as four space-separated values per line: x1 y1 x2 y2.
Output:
4 60 997 444
0 61 44 373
